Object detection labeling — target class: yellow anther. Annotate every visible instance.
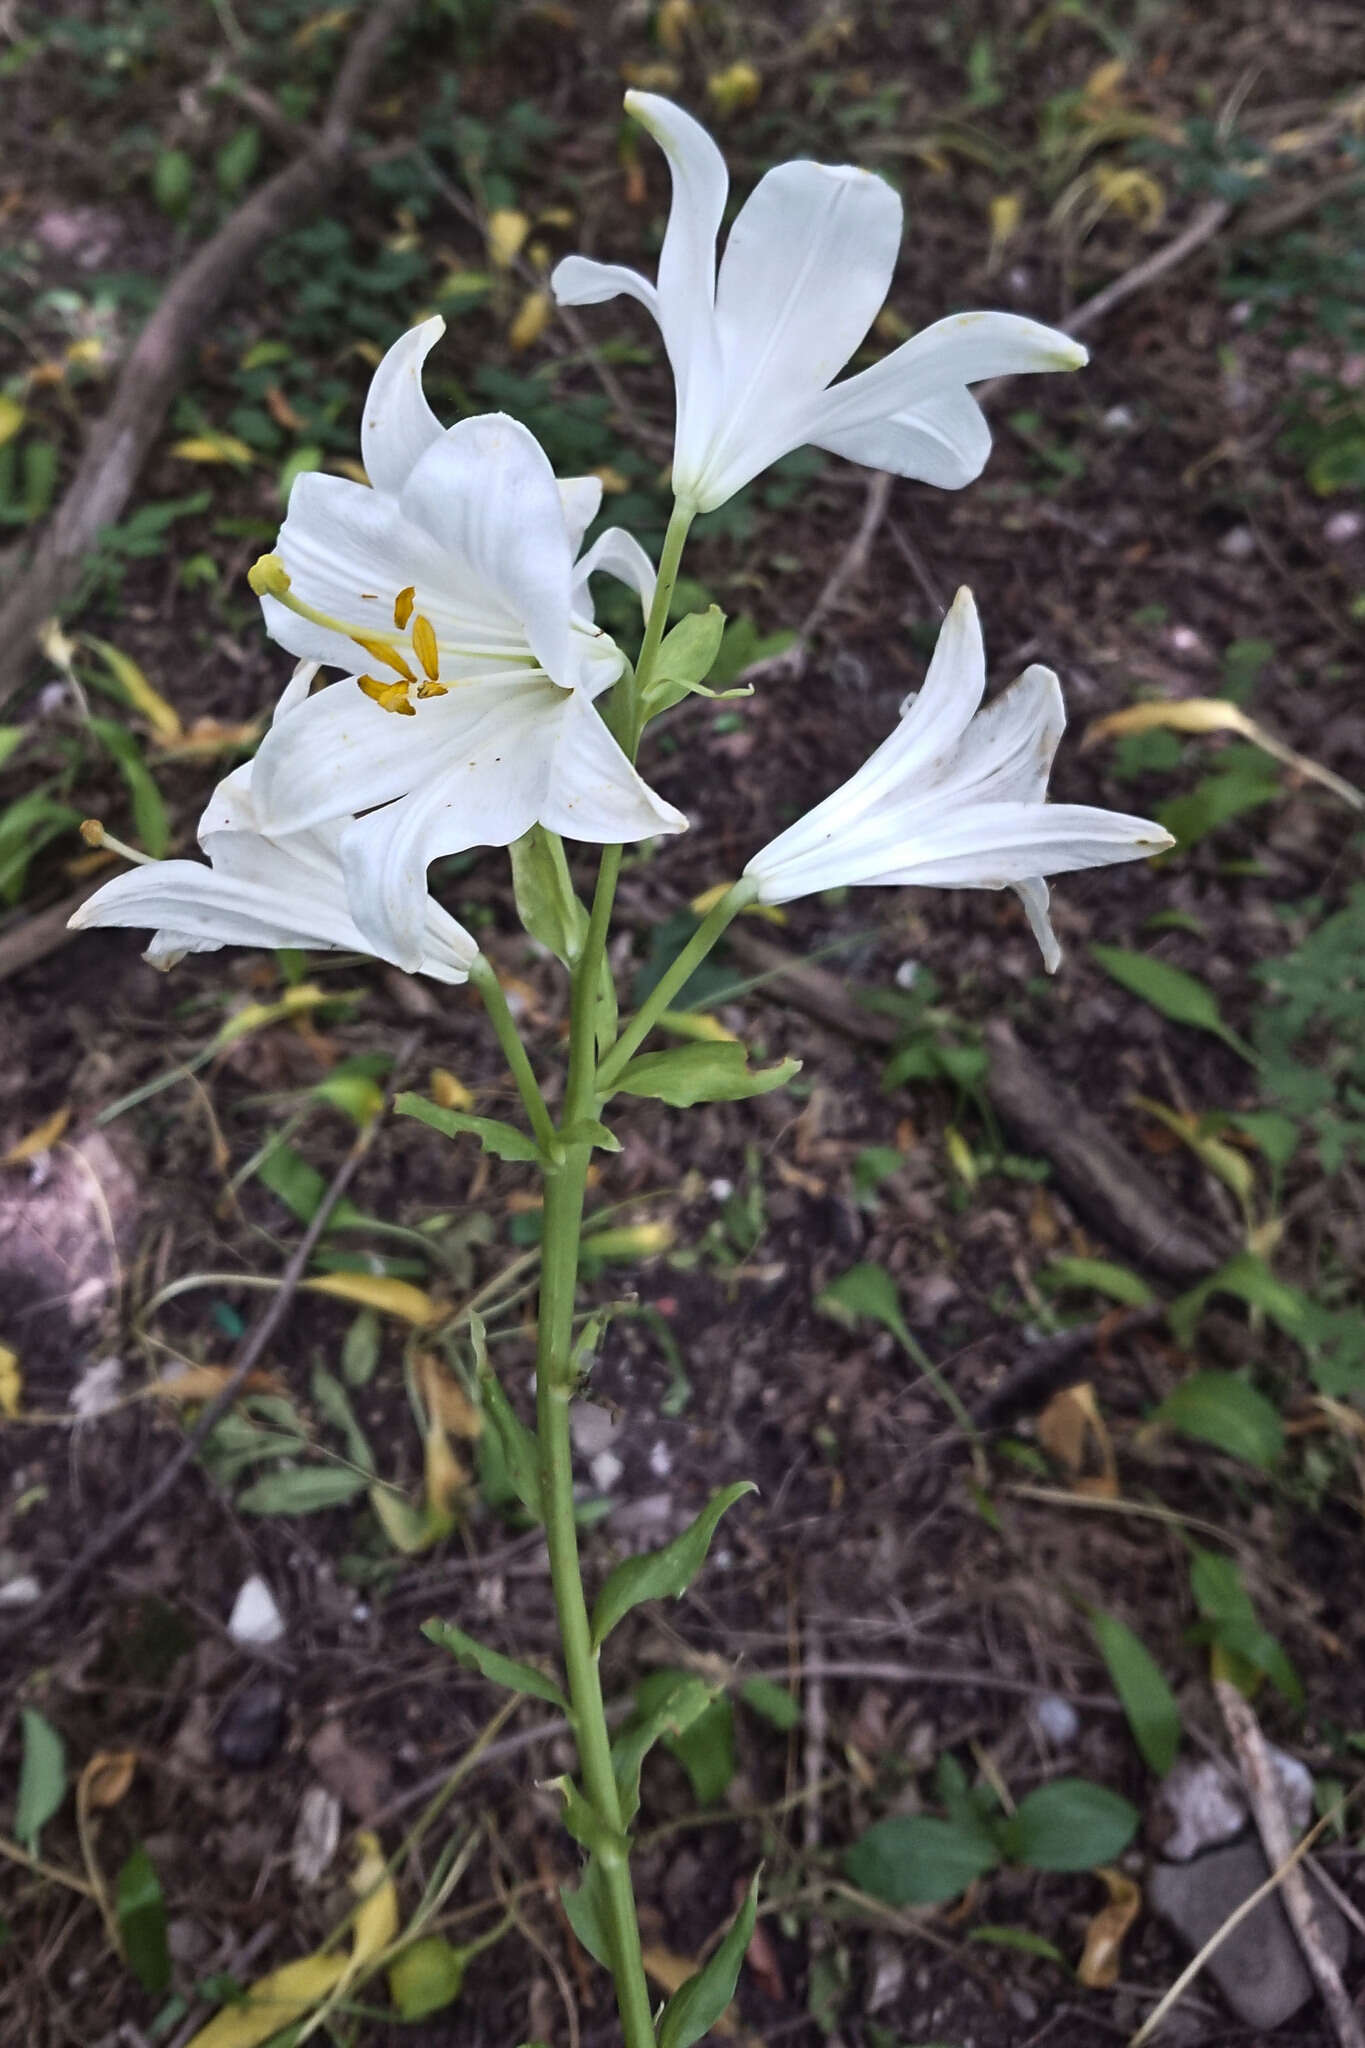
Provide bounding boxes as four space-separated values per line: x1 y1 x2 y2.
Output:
393 584 416 629
80 818 106 848
248 553 292 599
416 680 448 699
352 632 416 682
411 614 440 681
358 675 415 716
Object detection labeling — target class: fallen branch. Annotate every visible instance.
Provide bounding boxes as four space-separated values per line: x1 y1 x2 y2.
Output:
722 925 1226 1283
0 0 418 700
1 1101 387 1643
1215 1681 1364 2048
0 880 104 983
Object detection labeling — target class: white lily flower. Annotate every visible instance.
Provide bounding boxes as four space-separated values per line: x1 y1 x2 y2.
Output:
249 319 685 969
70 668 479 984
743 589 1173 972
553 93 1087 514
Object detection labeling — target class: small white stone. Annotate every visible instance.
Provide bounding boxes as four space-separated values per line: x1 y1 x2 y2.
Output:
227 1574 286 1647
1325 509 1362 545
894 959 920 990
709 1177 734 1202
1219 524 1256 560
1102 404 1135 432
648 1438 672 1478
69 1355 123 1420
291 1785 342 1887
589 1449 623 1493
1033 1693 1080 1746
0 1573 41 1607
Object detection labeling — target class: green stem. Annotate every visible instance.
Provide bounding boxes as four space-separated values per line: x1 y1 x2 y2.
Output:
521 497 703 2048
597 877 757 1092
470 956 558 1156
623 497 696 756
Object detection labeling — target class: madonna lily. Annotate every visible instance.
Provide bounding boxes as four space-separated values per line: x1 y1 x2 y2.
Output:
250 319 685 969
743 589 1172 971
553 93 1087 513
70 668 479 984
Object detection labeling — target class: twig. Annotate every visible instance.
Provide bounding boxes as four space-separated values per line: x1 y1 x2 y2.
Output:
0 880 103 984
1214 1681 1364 2048
1 1098 390 1642
0 0 419 699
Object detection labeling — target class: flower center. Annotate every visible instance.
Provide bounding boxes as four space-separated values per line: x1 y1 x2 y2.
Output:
248 557 450 717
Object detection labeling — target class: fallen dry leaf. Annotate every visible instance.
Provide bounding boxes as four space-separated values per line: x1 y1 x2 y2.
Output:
3 1104 71 1165
79 1750 137 1810
1037 1381 1118 1498
1077 1866 1141 1987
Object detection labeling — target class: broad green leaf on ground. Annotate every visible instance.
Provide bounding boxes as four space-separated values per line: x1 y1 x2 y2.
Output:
1000 1779 1139 1871
1169 1250 1314 1352
16 1708 66 1851
844 1813 1001 1906
422 1619 567 1711
1090 945 1255 1060
657 1868 760 2048
1090 1611 1181 1774
1188 1548 1303 1707
236 1466 369 1515
614 1041 800 1107
116 1844 170 1993
1152 1371 1283 1470
741 1675 802 1731
591 1481 756 1646
394 1094 543 1162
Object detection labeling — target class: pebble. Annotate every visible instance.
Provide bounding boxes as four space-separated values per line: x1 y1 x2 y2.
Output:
227 1574 286 1647
1325 508 1362 544
1031 1693 1079 1746
589 1448 623 1493
1218 523 1256 560
214 1682 287 1769
0 1573 41 1607
69 1355 123 1419
290 1785 342 1887
1150 1837 1348 2030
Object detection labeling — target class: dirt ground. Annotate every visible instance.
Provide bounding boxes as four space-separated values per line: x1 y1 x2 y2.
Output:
3 3 1365 2045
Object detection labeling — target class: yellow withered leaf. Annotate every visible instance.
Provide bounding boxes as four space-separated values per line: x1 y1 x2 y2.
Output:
305 1274 442 1325
214 983 330 1050
144 1365 282 1404
79 1750 137 1810
508 289 551 352
1083 58 1127 104
656 0 694 53
0 394 24 447
429 1067 474 1112
349 1831 399 1968
486 208 529 269
85 636 182 741
1084 697 1364 811
657 1009 738 1044
1077 1867 1141 1988
170 432 256 468
988 192 1022 253
1038 1382 1118 1498
416 1352 482 1437
183 1954 349 2048
2 1105 71 1166
0 1344 20 1419
706 60 761 115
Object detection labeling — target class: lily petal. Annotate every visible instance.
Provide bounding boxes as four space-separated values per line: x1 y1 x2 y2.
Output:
806 310 1087 446
932 663 1066 808
813 386 992 490
574 525 658 622
559 474 604 551
702 161 901 496
1012 876 1061 974
361 316 446 495
868 800 1174 889
551 254 661 321
624 91 727 446
539 687 687 842
398 415 577 687
252 674 465 836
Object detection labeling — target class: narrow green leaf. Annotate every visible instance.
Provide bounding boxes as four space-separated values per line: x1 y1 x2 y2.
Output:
388 1935 466 2019
116 1844 170 1994
657 1867 760 2048
613 1674 718 1825
843 1814 1000 1906
967 1925 1066 1965
89 718 170 858
562 1855 613 1969
1153 1371 1283 1470
341 1307 381 1388
310 1365 375 1474
664 1693 734 1807
1042 1256 1154 1309
559 1118 622 1152
1188 1547 1303 1707
1090 945 1255 1060
1000 1779 1138 1872
509 825 588 967
1091 1611 1181 1775
1169 1250 1314 1352
422 1618 567 1711
545 1776 628 1858
236 1466 369 1515
591 1480 757 1647
16 1709 66 1852
472 1312 542 1520
0 728 26 771
614 1042 800 1108
395 1093 543 1162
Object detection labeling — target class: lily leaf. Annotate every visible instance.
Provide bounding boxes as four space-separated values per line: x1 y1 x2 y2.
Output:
592 1481 756 1647
423 1618 567 1711
395 1093 543 1163
614 1042 800 1107
657 1868 760 2048
613 1673 719 1825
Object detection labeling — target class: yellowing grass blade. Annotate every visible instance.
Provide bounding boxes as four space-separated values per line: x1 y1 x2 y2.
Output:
1084 698 1363 810
305 1273 441 1325
84 638 182 741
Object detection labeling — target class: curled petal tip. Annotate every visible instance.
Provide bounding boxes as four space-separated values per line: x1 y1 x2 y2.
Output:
1061 338 1089 369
